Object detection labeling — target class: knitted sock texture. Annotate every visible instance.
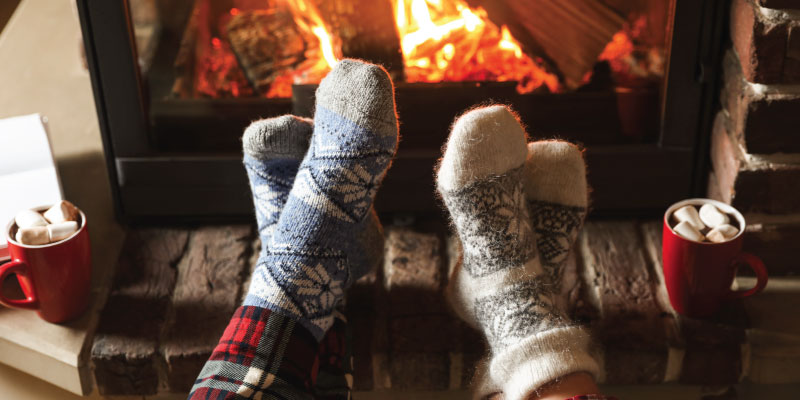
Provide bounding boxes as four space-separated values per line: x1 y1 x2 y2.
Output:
244 59 398 340
438 105 600 400
243 115 313 250
243 114 385 281
524 140 589 288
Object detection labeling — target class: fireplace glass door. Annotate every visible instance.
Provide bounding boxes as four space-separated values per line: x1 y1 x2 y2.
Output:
76 0 726 222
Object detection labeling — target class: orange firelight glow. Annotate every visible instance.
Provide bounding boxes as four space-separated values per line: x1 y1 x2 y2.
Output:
260 0 341 98
267 0 559 97
392 0 559 93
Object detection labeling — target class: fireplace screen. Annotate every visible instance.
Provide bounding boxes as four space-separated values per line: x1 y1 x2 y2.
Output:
77 0 725 221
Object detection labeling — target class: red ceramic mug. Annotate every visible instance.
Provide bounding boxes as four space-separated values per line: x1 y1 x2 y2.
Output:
662 198 768 317
0 206 91 323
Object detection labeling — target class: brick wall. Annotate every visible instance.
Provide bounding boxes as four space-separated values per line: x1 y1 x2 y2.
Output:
709 0 800 275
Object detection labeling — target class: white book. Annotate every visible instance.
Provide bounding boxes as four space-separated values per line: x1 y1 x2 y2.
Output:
0 114 63 261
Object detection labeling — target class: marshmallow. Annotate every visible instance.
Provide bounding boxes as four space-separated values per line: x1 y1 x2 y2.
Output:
673 220 705 242
43 200 79 224
673 205 705 231
14 209 47 229
47 221 78 243
15 226 50 245
706 224 739 243
699 203 729 229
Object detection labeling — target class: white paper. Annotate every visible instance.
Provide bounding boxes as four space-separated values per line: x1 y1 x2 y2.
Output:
0 114 63 260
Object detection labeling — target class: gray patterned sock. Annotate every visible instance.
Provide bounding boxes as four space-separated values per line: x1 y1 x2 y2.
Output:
243 114 384 283
437 105 600 400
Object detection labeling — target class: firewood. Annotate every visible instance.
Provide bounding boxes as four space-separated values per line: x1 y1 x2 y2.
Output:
173 0 255 98
469 0 626 89
312 0 405 79
227 8 317 95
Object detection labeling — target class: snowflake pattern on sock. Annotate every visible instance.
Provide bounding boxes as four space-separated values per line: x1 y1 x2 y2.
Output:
472 280 567 349
245 70 397 340
244 156 301 244
528 200 587 286
441 166 537 278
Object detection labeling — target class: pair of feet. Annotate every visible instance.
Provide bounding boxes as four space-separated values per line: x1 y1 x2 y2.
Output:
243 59 599 399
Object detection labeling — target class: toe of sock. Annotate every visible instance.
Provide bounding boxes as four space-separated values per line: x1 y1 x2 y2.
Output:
315 59 398 138
525 140 587 207
242 115 313 159
437 105 528 191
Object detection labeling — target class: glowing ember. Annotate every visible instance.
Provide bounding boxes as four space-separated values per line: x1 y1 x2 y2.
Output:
597 16 665 85
392 0 559 93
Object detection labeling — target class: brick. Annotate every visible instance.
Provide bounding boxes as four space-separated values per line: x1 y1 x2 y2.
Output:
346 271 388 391
580 221 675 384
679 312 747 384
710 112 800 214
389 315 458 353
742 216 800 275
731 0 800 84
747 330 800 384
721 50 800 154
383 227 445 316
160 225 253 393
389 352 450 390
91 229 189 396
757 0 800 9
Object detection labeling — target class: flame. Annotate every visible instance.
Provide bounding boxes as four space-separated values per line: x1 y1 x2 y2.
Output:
262 0 340 97
392 0 559 93
596 17 665 84
202 0 564 98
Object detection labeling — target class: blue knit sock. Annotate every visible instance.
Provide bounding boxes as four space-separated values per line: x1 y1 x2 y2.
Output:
244 60 398 339
242 115 313 251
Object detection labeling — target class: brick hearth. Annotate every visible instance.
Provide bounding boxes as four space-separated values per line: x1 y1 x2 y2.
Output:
91 221 755 396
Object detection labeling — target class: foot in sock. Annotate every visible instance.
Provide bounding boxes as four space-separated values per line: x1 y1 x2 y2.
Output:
437 105 600 400
524 140 589 288
244 59 398 340
243 114 384 281
243 115 313 249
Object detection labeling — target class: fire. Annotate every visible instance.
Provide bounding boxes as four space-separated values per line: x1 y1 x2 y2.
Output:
266 0 559 97
286 0 338 69
596 16 665 85
194 0 564 98
262 0 340 98
392 0 559 93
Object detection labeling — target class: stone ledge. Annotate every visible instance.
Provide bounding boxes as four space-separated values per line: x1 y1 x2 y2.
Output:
721 50 800 154
90 220 789 395
710 111 800 214
731 0 800 84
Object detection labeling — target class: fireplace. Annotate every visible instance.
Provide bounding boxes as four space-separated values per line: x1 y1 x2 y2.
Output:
75 0 726 223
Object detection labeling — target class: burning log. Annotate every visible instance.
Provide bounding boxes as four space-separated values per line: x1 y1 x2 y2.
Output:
312 0 405 79
468 0 626 89
226 7 319 97
173 0 255 98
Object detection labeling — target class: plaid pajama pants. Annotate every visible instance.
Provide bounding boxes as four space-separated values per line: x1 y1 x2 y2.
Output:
189 306 351 399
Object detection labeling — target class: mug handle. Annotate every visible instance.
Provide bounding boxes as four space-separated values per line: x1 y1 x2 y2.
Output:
0 260 40 310
728 252 768 299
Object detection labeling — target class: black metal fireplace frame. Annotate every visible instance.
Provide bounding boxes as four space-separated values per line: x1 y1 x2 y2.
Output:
76 0 727 223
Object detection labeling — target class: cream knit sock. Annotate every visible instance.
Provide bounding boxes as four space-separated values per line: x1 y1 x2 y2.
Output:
525 140 588 288
438 106 600 400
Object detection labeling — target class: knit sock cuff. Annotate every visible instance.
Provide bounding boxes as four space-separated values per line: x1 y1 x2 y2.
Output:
485 326 602 400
